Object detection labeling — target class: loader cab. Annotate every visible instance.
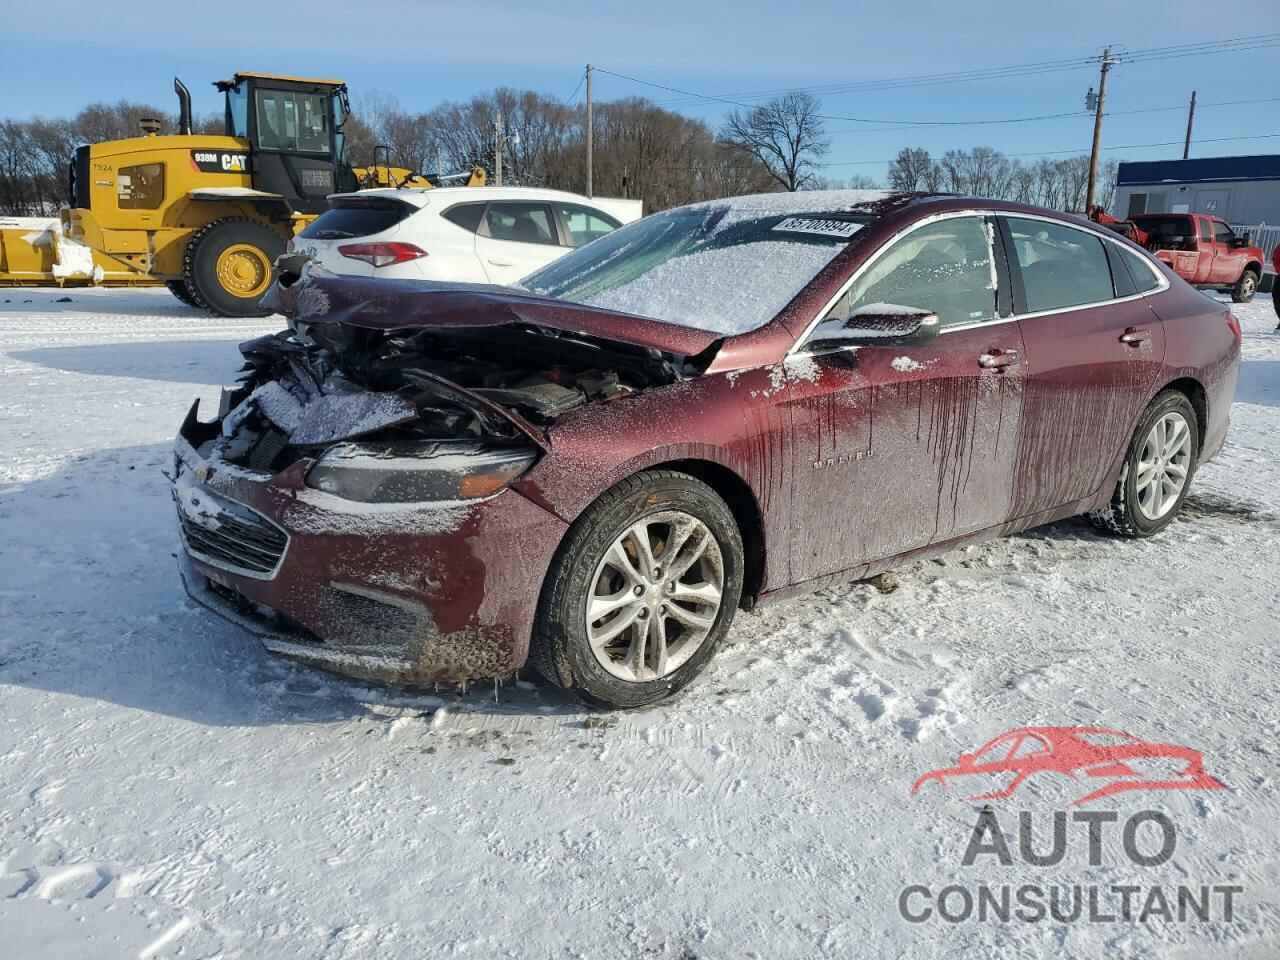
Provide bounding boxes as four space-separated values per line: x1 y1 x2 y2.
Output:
216 72 359 215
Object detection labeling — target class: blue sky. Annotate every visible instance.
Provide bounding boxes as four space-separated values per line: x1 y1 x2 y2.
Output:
3 0 1277 182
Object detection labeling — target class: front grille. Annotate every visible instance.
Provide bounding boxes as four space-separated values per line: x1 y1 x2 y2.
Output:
177 493 288 577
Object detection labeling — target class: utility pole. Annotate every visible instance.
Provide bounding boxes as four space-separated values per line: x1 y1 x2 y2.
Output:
494 112 504 187
1182 90 1197 159
1084 47 1117 213
585 64 593 198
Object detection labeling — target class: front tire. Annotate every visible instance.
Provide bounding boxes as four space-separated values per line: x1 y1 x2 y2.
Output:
165 279 198 307
1232 268 1258 303
532 470 744 708
184 219 285 318
1089 390 1199 538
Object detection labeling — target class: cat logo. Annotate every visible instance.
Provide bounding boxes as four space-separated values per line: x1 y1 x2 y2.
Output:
191 151 250 174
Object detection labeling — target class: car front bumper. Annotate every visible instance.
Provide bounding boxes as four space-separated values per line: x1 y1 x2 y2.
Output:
173 428 568 685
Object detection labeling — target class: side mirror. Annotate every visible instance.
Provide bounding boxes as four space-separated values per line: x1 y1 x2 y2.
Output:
839 306 941 346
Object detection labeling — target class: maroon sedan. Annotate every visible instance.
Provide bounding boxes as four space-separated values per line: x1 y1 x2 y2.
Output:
173 191 1240 707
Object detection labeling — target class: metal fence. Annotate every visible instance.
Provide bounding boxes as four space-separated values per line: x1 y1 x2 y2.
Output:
1234 224 1280 271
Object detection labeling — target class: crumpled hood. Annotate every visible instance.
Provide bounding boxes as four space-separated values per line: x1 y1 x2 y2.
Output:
263 273 722 359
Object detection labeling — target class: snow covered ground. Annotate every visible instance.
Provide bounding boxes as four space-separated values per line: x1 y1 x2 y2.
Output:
1 287 1278 959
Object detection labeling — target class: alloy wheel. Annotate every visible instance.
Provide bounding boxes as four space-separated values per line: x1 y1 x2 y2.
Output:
1134 411 1192 521
585 511 724 683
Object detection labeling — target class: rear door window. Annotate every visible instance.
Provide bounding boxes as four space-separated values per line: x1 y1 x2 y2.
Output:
299 199 415 240
1004 217 1114 313
483 202 557 245
442 203 486 234
555 203 622 247
1199 219 1214 242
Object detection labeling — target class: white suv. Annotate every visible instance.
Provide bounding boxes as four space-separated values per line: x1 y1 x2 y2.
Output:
288 186 643 285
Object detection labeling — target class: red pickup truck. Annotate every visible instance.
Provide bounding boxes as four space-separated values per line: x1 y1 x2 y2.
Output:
1092 210 1265 303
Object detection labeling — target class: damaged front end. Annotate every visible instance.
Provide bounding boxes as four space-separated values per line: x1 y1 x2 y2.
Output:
174 278 700 685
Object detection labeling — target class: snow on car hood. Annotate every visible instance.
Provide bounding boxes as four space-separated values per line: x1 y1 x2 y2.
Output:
263 273 722 359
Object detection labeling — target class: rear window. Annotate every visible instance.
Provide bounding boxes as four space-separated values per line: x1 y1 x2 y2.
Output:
1131 215 1195 246
522 205 874 335
300 199 415 240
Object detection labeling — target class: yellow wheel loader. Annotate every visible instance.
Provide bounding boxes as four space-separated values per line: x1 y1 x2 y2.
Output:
62 73 484 316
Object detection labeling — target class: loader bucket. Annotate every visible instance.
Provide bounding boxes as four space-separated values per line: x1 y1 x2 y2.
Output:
0 217 160 287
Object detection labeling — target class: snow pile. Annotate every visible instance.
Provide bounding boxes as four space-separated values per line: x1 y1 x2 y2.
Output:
8 217 102 281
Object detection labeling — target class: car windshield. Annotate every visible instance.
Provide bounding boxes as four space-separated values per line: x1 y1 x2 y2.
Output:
521 201 876 336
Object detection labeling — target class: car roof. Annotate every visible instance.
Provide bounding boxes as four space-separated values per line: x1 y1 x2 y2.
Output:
326 185 627 211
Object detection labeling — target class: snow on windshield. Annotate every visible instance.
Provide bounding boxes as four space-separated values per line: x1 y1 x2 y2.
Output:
523 190 891 336
583 240 847 336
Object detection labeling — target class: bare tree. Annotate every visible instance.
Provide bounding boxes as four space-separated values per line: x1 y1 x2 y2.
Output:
720 92 829 192
887 147 932 191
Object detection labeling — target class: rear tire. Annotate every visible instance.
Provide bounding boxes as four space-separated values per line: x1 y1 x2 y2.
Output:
1231 268 1258 303
531 470 744 709
1272 282 1280 325
1089 390 1199 538
184 219 285 318
165 280 198 307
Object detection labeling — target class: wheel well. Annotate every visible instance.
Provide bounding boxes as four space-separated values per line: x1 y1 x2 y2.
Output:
1244 261 1263 277
658 459 765 609
1162 377 1207 448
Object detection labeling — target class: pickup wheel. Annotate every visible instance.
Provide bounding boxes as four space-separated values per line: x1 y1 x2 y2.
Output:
1231 268 1258 303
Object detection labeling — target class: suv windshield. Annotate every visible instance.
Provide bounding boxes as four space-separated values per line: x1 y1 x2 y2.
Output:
521 204 873 335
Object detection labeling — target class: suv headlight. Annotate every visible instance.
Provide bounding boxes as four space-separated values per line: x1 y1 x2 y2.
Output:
305 441 537 503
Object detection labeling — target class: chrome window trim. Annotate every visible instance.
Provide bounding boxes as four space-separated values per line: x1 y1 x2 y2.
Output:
789 207 1171 355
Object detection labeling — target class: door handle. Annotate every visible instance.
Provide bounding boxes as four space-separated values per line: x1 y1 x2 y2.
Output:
978 349 1019 370
487 258 514 267
1119 327 1151 346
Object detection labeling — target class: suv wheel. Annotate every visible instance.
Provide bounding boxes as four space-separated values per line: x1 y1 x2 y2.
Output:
533 470 744 708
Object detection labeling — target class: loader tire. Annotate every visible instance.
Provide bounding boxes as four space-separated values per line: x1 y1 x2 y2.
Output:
184 219 285 318
166 280 198 307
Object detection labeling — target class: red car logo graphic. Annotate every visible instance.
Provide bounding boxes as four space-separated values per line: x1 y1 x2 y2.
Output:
911 726 1226 807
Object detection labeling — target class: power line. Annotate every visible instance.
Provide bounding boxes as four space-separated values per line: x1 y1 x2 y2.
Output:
823 96 1280 136
660 34 1280 106
816 131 1280 167
596 33 1280 119
563 73 586 106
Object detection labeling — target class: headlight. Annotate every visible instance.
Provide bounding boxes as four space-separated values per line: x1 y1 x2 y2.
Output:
305 441 537 503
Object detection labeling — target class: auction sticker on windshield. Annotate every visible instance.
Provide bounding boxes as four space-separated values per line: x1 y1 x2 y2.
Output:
772 217 864 239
